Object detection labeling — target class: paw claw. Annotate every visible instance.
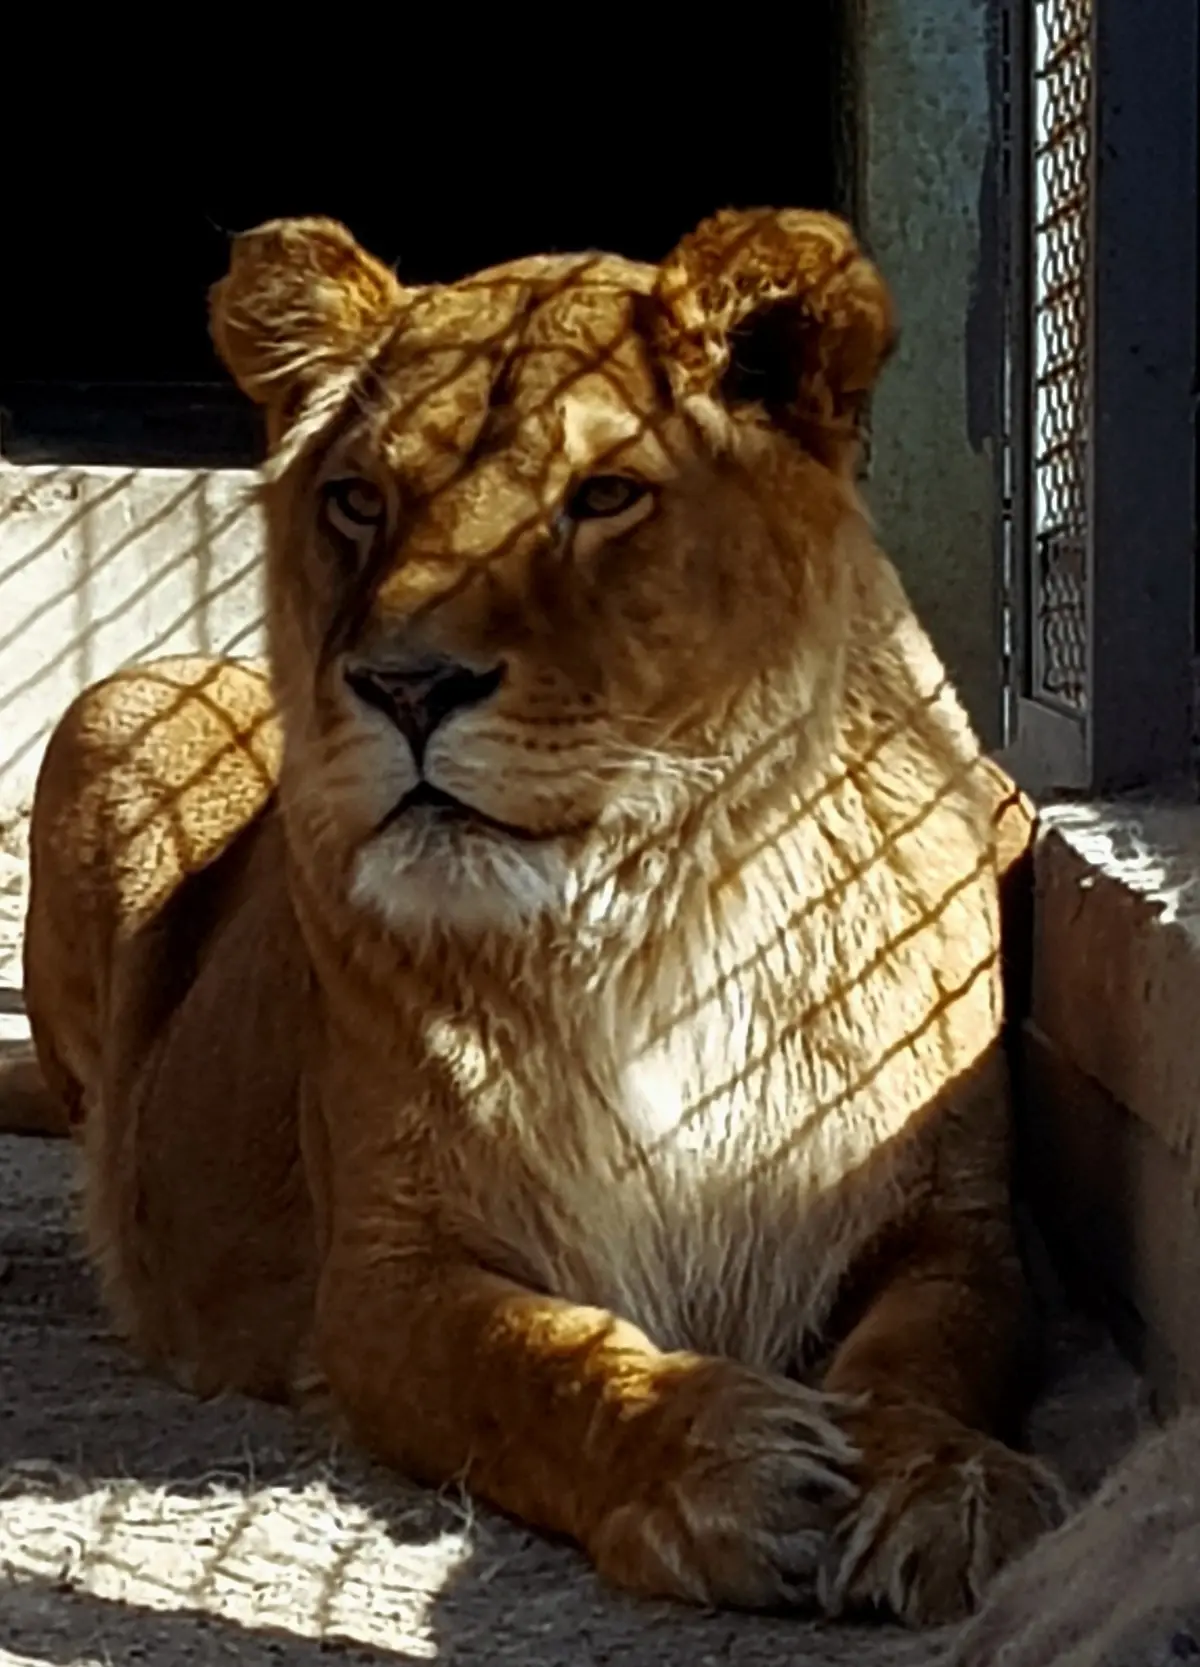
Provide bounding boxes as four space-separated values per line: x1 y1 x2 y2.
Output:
590 1360 855 1609
827 1410 1066 1626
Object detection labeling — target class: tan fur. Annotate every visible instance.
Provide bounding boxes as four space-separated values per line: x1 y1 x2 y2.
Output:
20 209 1063 1625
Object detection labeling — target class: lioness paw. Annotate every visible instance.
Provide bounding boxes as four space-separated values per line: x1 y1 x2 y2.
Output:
589 1361 857 1610
820 1406 1069 1627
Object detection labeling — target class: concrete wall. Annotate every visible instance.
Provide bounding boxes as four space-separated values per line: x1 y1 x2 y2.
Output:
1022 803 1200 1416
0 465 266 997
856 0 1003 744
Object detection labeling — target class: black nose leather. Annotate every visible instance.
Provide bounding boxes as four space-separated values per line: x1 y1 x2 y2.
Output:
345 656 505 761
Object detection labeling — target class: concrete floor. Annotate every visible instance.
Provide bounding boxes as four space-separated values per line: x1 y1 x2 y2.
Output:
0 1133 1147 1667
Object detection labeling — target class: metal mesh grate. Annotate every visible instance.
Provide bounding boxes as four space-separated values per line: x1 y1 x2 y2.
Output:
1032 0 1092 710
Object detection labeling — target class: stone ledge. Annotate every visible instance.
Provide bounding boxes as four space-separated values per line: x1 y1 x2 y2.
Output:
1023 801 1200 1415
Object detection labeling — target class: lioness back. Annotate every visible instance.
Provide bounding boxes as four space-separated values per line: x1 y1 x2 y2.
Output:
23 656 316 1397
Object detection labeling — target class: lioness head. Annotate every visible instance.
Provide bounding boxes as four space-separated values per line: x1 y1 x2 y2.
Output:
210 210 895 935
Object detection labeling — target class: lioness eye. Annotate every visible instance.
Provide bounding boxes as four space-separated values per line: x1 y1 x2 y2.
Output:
322 477 386 533
565 475 650 522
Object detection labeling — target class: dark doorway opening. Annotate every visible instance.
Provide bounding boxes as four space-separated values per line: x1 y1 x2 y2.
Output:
1 21 849 468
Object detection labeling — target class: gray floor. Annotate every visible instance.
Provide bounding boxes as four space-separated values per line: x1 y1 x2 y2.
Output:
0 1133 1147 1666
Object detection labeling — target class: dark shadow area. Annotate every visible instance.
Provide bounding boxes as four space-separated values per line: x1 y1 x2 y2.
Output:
0 1558 851 1667
0 6 849 470
1 1577 427 1665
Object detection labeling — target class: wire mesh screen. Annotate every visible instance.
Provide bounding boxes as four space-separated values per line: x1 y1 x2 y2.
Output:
1031 0 1092 710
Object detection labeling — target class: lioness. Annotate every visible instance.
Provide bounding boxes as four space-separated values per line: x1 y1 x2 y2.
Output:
19 209 1064 1625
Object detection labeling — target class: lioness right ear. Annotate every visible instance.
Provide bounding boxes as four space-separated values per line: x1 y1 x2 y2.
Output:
644 209 896 469
209 217 404 426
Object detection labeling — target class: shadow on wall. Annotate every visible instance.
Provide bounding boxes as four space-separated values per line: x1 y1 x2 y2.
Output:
0 466 267 992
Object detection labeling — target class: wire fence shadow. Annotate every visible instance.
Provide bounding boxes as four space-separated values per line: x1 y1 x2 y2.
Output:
0 464 268 1002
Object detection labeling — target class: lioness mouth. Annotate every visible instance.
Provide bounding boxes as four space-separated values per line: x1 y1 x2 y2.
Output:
381 782 537 841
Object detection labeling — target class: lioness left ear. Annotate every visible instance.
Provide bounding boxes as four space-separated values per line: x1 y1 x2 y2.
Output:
209 217 405 437
643 209 896 467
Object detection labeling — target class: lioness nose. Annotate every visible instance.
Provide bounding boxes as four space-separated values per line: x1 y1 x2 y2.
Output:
345 657 505 762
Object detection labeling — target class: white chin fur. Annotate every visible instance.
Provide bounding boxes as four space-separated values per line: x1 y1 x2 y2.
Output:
350 819 571 937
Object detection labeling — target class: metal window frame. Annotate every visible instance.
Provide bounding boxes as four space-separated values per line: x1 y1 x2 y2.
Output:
1000 0 1197 797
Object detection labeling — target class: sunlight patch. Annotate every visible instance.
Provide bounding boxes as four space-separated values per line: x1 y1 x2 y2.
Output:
0 1466 475 1657
1041 801 1200 928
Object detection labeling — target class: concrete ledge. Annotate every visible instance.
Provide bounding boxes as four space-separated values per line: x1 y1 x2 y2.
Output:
1023 802 1200 1415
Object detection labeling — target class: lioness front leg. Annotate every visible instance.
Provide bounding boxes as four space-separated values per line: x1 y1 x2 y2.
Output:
819 1229 1069 1625
316 1255 856 1608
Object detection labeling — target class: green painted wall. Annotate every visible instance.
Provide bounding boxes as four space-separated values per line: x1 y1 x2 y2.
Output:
854 0 1003 744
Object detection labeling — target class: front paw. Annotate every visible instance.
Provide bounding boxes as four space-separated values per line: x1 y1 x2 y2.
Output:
821 1404 1069 1626
588 1358 858 1610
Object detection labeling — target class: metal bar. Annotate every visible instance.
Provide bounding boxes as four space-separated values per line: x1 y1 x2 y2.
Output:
997 0 1090 789
1086 0 1196 792
982 0 1022 748
1001 0 1034 739
997 695 1088 792
1029 0 1091 718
